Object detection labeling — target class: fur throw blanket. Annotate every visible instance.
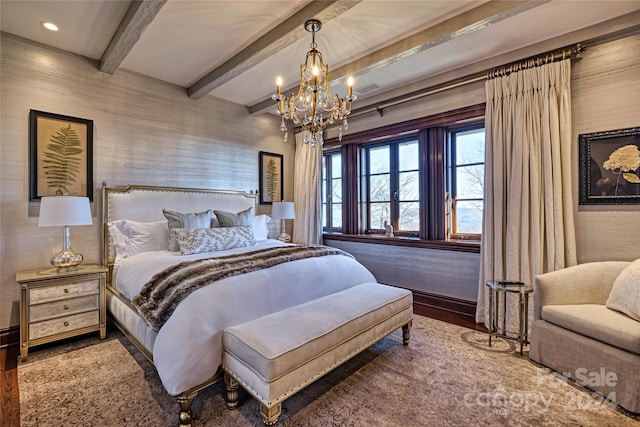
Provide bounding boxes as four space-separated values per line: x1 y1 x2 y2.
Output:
132 244 353 330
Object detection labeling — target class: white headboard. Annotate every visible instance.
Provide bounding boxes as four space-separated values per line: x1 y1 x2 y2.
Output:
102 183 258 279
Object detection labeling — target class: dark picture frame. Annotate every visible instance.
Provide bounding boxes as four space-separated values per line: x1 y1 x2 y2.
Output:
579 126 640 205
259 151 283 205
29 110 94 201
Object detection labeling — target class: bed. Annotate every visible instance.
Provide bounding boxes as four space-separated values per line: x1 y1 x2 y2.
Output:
101 183 376 425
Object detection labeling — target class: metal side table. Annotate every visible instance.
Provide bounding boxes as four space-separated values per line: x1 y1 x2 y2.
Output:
486 280 533 355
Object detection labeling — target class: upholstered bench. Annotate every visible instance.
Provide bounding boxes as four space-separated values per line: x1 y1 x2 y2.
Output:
221 282 413 425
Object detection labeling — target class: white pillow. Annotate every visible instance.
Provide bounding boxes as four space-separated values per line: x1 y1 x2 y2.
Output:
253 214 271 240
108 220 169 259
174 226 256 255
107 222 128 262
606 259 640 321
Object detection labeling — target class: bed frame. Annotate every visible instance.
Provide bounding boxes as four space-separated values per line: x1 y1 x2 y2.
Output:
101 183 259 426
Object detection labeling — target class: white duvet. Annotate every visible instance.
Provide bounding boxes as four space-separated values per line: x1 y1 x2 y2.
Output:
114 239 376 396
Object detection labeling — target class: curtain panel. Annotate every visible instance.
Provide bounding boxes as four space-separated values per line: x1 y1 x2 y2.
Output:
477 59 578 330
292 130 323 244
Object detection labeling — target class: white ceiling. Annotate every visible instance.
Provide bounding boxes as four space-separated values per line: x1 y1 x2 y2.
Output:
2 0 639 114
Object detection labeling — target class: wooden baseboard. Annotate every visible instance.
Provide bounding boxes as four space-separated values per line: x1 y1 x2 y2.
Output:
0 326 19 349
411 289 484 331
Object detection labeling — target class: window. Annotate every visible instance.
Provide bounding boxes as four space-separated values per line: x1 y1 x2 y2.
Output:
322 103 485 244
448 126 485 238
321 151 342 231
364 139 419 235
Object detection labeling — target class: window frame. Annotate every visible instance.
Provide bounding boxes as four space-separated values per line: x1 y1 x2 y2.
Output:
447 123 485 241
322 103 485 246
321 149 343 232
362 136 420 237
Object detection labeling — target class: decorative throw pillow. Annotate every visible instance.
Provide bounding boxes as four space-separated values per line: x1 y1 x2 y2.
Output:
214 207 254 227
253 214 271 240
163 209 213 251
174 226 257 255
108 220 169 260
606 259 640 321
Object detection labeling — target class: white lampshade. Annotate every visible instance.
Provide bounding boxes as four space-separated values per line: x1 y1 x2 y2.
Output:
271 202 295 220
38 196 92 227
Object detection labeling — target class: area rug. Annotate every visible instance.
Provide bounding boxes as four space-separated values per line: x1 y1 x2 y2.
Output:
19 315 639 426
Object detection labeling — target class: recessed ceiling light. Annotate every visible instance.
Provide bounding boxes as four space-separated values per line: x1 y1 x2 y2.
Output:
41 21 58 32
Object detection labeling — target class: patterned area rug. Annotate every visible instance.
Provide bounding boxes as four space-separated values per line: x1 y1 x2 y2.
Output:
19 315 639 426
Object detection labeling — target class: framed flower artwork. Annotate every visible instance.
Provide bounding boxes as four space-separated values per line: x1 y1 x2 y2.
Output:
579 126 640 205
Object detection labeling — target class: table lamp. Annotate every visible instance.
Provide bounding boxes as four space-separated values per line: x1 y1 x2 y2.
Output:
38 196 92 272
271 201 295 243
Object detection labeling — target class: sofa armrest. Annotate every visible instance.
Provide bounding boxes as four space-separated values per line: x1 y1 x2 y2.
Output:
533 261 629 320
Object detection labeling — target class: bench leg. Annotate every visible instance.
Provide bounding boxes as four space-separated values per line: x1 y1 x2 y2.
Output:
402 320 412 345
177 391 197 427
224 372 240 410
260 403 281 426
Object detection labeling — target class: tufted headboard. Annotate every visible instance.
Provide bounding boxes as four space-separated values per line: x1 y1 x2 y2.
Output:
102 183 258 282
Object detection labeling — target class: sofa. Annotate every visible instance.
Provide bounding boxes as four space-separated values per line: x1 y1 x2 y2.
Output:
530 261 640 414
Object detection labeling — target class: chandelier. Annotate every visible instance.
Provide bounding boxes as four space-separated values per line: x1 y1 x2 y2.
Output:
273 19 356 147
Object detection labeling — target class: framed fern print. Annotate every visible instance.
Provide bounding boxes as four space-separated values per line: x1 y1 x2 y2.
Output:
259 151 283 205
29 110 94 201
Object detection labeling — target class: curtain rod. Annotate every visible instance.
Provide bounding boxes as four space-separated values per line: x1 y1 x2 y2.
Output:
349 43 584 119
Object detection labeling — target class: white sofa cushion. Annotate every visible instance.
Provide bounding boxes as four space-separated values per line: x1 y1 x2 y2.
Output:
541 304 640 355
606 258 640 322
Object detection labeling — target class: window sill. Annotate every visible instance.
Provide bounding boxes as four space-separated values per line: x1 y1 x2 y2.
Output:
322 233 481 253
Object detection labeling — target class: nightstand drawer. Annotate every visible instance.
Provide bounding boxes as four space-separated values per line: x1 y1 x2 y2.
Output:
29 279 99 303
30 295 99 322
29 310 99 340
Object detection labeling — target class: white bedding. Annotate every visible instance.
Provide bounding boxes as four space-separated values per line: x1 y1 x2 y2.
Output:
114 239 376 396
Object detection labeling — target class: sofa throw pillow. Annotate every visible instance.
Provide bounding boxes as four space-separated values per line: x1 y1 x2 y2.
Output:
214 207 254 227
174 226 257 255
163 209 213 251
606 259 640 322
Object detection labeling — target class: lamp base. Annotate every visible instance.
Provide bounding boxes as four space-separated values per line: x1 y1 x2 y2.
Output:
277 232 291 243
51 249 83 273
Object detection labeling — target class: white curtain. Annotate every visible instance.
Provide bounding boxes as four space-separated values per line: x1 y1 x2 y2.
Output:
476 59 577 330
292 130 323 244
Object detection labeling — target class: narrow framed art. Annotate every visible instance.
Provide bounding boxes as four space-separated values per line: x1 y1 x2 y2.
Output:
579 126 640 205
29 110 94 201
259 151 283 205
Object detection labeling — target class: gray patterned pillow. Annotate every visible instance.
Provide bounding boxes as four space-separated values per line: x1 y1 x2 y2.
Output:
174 226 257 255
163 209 213 251
214 207 254 227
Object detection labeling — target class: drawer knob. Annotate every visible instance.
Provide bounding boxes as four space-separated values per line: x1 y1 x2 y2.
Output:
63 321 69 327
63 305 69 310
64 288 69 294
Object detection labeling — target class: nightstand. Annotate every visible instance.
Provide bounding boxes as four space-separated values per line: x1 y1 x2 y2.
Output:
17 264 107 361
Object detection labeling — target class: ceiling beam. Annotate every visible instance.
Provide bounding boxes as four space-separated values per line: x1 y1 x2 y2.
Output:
99 0 168 74
248 0 550 115
187 0 362 100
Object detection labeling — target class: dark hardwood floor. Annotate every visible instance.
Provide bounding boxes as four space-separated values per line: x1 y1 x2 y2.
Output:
0 309 486 427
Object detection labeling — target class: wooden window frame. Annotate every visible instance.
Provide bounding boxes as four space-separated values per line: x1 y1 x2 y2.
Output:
447 123 485 241
323 103 485 247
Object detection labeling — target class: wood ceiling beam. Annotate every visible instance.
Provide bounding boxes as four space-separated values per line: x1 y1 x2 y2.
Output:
248 0 550 115
99 0 168 75
187 0 362 100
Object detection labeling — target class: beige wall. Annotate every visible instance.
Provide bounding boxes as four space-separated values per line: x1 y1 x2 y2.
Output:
0 34 294 330
572 33 640 262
